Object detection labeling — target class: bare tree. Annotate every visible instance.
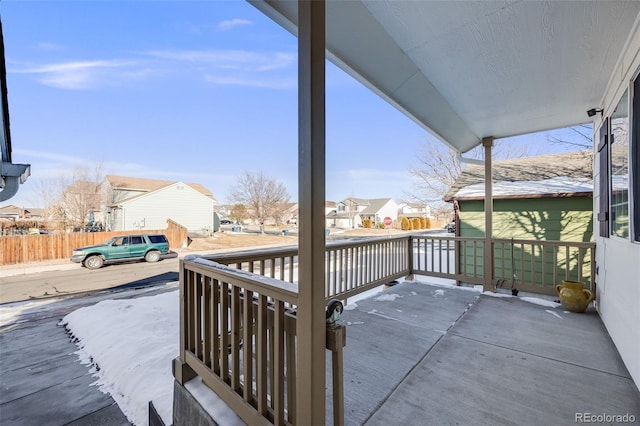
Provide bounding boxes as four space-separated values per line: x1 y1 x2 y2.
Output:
408 139 532 205
546 124 593 149
32 164 105 231
229 203 248 224
229 171 290 230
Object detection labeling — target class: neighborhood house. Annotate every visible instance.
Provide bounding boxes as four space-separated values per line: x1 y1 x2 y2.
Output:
103 175 217 234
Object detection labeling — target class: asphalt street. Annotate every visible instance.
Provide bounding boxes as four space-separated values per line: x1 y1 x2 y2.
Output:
0 256 179 304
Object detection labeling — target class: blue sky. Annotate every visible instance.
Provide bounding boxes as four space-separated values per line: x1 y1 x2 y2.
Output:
1 1 589 208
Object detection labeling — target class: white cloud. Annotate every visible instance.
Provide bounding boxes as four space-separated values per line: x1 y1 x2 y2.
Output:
8 47 295 90
36 42 65 51
217 18 252 31
204 74 296 90
13 148 90 166
144 48 296 90
11 60 139 90
145 49 295 72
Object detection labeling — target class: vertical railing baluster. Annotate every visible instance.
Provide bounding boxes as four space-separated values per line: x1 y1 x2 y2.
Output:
203 276 212 367
268 307 275 410
336 248 341 296
472 241 478 277
577 247 583 283
220 281 229 383
195 273 203 360
564 244 571 280
349 247 355 292
530 244 535 286
285 315 297 424
243 289 254 404
273 302 285 425
520 243 525 284
187 270 195 355
231 285 241 392
541 244 546 287
212 279 220 374
280 257 285 281
256 294 268 416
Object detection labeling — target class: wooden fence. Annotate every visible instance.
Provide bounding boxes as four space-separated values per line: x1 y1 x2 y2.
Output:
0 227 188 266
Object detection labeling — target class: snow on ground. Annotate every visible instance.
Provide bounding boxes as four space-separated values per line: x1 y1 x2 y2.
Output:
62 291 180 425
0 298 60 327
521 296 561 308
61 290 242 426
374 293 403 302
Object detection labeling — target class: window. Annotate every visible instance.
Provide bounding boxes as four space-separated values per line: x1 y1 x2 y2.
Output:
602 72 640 242
610 90 630 239
114 236 129 246
130 236 144 245
148 234 168 244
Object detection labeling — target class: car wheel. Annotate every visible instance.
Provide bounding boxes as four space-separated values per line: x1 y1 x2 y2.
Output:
145 250 160 263
85 255 104 270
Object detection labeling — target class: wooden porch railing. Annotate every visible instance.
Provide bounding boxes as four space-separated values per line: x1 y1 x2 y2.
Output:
174 235 595 425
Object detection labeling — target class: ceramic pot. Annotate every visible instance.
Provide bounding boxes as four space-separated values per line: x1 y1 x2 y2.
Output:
555 280 594 313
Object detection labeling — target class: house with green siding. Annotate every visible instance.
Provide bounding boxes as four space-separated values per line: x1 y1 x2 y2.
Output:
444 150 593 290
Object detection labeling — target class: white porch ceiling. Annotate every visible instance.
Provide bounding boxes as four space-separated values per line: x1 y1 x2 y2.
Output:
250 0 640 153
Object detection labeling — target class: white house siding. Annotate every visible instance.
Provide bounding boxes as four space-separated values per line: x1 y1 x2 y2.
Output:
362 199 398 224
113 183 214 233
378 200 398 222
593 26 640 385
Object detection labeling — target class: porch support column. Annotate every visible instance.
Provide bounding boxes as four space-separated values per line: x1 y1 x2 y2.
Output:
297 0 326 424
483 137 494 292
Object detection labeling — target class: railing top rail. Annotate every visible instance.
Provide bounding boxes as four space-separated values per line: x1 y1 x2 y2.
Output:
202 235 414 264
410 234 486 241
202 245 299 264
182 255 299 304
326 235 410 250
491 238 596 248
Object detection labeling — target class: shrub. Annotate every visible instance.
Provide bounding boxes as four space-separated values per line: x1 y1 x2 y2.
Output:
377 222 386 229
401 216 412 230
412 218 422 229
362 218 372 228
424 217 431 229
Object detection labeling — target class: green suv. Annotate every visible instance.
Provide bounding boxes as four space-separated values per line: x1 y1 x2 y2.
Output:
71 234 170 269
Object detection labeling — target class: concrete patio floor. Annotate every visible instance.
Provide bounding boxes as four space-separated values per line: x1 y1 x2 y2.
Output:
1 280 638 425
328 281 640 426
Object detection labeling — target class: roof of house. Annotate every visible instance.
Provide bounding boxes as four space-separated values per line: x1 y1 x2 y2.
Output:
399 202 428 209
359 198 394 215
341 197 371 206
444 151 594 201
0 205 45 217
105 175 215 200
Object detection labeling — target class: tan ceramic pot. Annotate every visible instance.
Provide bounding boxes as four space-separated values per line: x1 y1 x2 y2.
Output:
555 280 594 313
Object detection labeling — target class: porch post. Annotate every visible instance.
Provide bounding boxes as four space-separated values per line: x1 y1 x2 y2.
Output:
297 0 326 424
483 137 494 292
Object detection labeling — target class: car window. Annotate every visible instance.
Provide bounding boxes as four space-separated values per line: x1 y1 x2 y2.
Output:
148 235 168 243
130 236 144 245
113 237 128 246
